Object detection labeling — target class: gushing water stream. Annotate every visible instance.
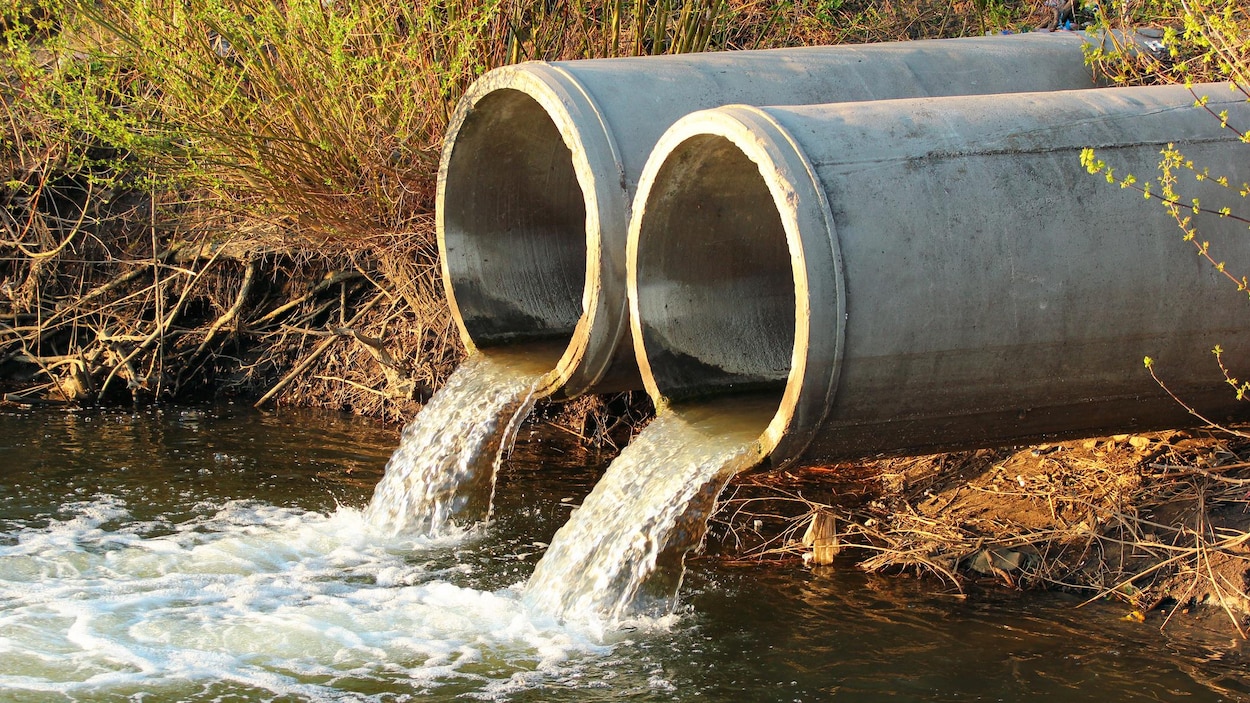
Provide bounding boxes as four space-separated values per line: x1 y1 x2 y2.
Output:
361 342 774 623
524 406 767 623
354 336 777 623
363 350 552 536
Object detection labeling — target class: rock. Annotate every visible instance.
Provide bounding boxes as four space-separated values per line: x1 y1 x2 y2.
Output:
966 547 1032 575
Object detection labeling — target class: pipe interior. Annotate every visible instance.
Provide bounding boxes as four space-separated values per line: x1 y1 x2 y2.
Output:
635 134 796 407
442 88 587 349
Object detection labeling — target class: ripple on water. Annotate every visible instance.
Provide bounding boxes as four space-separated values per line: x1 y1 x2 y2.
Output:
0 495 619 701
1 407 1247 703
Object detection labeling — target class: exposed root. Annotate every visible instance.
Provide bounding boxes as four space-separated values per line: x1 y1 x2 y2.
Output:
1 202 458 420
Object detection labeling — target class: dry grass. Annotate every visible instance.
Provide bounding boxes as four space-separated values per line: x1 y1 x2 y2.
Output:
710 430 1250 634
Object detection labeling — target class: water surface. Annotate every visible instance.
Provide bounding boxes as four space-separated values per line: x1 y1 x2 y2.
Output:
0 405 1246 701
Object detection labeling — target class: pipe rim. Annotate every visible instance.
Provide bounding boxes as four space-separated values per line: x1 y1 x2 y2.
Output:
436 64 630 396
627 105 846 466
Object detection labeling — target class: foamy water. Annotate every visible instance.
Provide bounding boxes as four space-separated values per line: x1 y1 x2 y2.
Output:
364 352 551 536
0 494 610 701
359 344 771 626
2 408 1241 703
524 408 766 625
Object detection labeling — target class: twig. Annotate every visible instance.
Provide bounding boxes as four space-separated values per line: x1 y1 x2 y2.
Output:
185 257 259 364
1150 463 1250 485
97 247 224 398
254 291 384 408
333 325 409 373
40 242 188 328
313 374 387 396
254 270 362 326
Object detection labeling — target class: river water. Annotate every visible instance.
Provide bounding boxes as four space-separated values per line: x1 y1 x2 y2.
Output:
0 405 1247 701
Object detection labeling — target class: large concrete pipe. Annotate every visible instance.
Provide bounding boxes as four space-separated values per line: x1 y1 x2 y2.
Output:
438 32 1115 397
627 83 1250 467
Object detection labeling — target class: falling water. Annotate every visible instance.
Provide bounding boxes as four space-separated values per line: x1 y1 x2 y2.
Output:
362 339 772 623
363 349 554 535
524 399 773 624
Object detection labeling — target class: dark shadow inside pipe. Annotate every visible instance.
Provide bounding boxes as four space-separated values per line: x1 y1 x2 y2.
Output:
442 89 587 350
634 135 796 407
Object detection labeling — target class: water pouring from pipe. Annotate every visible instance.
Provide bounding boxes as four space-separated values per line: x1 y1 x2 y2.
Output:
397 32 1109 542
523 401 771 623
364 348 558 535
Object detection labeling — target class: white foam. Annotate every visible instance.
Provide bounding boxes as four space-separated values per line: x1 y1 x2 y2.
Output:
0 495 613 700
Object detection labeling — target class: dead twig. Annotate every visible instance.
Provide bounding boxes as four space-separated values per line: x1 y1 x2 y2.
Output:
254 291 385 408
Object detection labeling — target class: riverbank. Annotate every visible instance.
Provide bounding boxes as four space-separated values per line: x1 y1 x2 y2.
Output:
709 428 1250 635
4 0 1043 422
4 1 1240 419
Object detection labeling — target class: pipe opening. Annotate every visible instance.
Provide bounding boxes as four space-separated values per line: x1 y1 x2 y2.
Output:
441 88 588 350
634 134 796 410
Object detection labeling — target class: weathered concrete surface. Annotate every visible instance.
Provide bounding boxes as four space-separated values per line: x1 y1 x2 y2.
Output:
628 83 1250 467
438 33 1111 397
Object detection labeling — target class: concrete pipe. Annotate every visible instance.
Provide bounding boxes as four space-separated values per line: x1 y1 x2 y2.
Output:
627 83 1250 467
438 32 1115 397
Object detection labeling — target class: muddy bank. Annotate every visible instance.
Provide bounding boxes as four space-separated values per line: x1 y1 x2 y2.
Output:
709 428 1250 635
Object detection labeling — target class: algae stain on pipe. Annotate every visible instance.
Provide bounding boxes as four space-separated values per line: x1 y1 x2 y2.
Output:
438 33 1111 399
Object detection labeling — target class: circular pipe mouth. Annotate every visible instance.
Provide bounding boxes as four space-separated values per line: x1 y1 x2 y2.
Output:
437 66 626 395
628 106 845 466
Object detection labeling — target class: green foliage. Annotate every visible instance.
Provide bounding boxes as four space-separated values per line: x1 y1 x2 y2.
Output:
1084 0 1247 86
2 0 156 285
1 0 748 242
1082 128 1250 297
1085 0 1249 399
1 0 60 46
68 0 508 238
